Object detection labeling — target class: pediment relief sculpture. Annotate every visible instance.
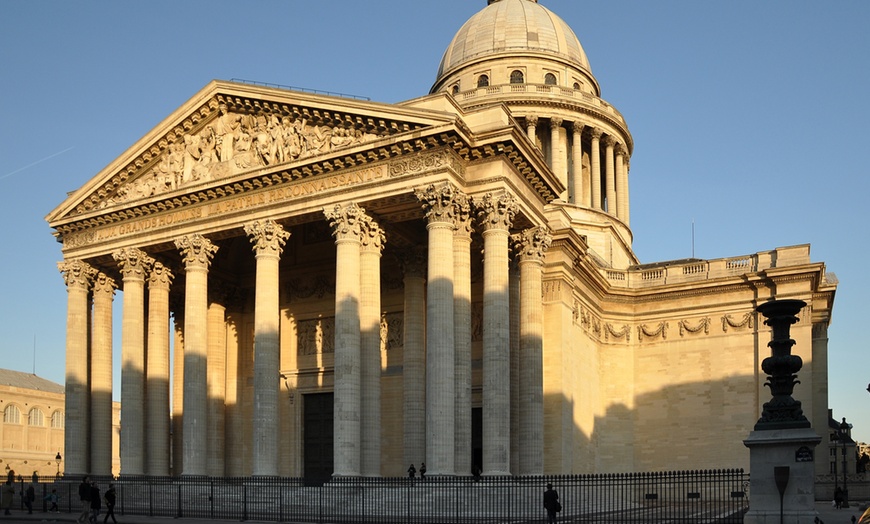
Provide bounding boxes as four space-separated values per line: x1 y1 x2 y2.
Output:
106 105 383 210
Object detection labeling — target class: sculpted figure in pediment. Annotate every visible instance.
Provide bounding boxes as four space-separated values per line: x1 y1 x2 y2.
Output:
108 107 388 207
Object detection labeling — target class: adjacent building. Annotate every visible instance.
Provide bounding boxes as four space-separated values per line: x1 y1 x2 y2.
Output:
46 0 836 480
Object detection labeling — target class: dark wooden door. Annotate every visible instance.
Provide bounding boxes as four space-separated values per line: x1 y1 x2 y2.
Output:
303 392 334 485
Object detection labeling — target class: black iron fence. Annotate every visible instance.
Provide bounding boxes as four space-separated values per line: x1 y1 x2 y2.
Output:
12 468 748 523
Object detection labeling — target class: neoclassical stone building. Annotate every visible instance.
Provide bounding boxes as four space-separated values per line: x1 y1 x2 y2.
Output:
47 0 836 480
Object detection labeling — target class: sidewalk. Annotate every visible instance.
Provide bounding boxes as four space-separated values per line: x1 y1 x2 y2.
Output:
813 500 867 523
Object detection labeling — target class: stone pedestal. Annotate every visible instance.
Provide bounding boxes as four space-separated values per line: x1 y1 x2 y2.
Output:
743 428 821 523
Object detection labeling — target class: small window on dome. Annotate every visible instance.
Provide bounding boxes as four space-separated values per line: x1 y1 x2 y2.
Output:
544 73 557 85
477 75 489 88
452 84 460 95
510 70 525 84
573 82 581 90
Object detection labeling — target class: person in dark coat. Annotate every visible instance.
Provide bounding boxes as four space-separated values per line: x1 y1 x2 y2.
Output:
88 481 101 524
543 483 560 524
77 476 92 523
407 464 416 479
103 484 117 524
1 479 14 515
23 483 35 514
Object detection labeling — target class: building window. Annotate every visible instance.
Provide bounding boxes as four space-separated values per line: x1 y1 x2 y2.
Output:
544 73 557 85
3 405 21 424
452 84 460 95
477 74 489 88
28 408 44 426
50 411 64 429
510 70 525 84
573 82 581 90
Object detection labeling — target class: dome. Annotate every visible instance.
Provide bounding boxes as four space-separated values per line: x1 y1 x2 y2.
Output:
434 0 592 83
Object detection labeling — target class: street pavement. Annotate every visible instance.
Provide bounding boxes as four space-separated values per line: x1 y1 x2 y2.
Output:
1 501 866 523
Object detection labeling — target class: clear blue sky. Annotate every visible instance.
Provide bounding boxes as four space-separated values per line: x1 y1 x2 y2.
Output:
2 1 868 443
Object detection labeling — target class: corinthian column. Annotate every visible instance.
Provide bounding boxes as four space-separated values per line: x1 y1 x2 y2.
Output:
549 118 566 188
402 248 426 469
476 191 518 475
91 273 115 476
570 122 584 205
616 144 630 224
415 183 460 476
146 262 173 476
59 260 96 477
325 203 364 477
360 216 384 477
174 234 218 476
516 227 552 475
590 128 603 210
526 115 538 147
206 290 227 477
604 136 617 215
453 194 473 476
245 219 291 476
113 247 155 476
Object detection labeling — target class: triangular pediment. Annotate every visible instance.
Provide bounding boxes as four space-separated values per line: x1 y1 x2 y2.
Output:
47 80 465 226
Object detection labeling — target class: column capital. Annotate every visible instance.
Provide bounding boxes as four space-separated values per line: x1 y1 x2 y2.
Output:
526 115 539 127
549 117 563 129
93 272 117 297
475 191 518 232
360 215 386 253
589 127 603 140
415 182 462 225
325 202 365 242
174 234 218 269
616 143 629 158
400 247 427 279
148 262 174 289
112 247 155 279
602 135 617 148
244 219 291 256
514 226 553 263
572 122 585 135
58 259 97 289
454 192 474 237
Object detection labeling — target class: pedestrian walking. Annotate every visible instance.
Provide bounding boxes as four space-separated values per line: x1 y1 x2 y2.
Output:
23 482 35 514
1 479 14 515
103 483 117 524
88 481 101 524
44 489 59 512
543 482 561 524
408 463 416 479
420 462 426 479
77 476 92 523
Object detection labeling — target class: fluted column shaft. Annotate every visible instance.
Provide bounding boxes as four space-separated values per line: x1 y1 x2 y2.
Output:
509 259 520 473
477 192 518 476
91 273 115 476
245 219 290 476
59 260 96 476
402 249 426 468
360 217 384 477
590 129 603 210
616 145 630 224
604 136 617 215
516 227 552 475
453 197 473 476
416 183 459 476
325 204 364 477
113 247 154 476
206 299 226 477
549 118 566 189
175 234 218 476
570 123 584 205
171 320 184 476
146 263 172 476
